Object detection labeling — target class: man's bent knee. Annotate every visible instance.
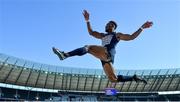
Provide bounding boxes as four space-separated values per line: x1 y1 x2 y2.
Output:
108 76 118 82
84 45 89 52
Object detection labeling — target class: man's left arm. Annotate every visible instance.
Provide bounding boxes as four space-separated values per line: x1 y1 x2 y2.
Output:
116 21 153 41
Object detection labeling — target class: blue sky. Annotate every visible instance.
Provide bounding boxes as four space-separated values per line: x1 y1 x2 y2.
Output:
0 0 180 70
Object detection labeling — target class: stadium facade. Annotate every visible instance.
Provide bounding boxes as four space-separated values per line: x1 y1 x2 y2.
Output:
0 53 180 101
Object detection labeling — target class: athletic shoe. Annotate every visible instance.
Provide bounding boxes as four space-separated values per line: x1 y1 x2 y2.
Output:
133 74 147 84
52 47 66 60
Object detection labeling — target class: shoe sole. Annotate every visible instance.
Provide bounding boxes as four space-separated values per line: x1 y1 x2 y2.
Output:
52 47 64 60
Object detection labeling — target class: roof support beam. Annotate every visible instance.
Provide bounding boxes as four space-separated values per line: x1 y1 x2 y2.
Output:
149 70 161 91
166 69 177 91
61 69 65 90
25 65 34 86
175 69 180 90
0 57 9 71
34 65 42 87
64 74 68 90
15 62 27 84
76 74 80 90
90 71 96 91
156 70 169 91
44 68 49 88
83 70 88 91
4 60 18 83
69 69 73 90
141 70 152 92
134 71 144 91
53 71 57 89
97 71 103 91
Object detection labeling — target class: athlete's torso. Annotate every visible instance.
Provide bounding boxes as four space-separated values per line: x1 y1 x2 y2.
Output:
101 32 119 50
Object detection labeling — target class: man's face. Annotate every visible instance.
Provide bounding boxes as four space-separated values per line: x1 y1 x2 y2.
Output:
106 22 115 32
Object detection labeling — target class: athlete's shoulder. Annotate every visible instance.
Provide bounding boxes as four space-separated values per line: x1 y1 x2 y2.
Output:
115 32 123 35
115 32 124 37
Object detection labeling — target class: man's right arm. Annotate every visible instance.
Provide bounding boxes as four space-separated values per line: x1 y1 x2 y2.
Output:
83 10 104 39
86 21 104 39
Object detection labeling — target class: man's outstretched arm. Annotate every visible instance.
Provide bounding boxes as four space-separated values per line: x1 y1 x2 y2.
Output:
83 10 104 39
116 21 153 41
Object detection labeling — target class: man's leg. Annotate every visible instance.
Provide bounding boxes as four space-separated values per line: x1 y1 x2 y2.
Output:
53 45 109 61
99 49 118 82
66 46 88 57
87 45 111 62
117 75 134 82
101 61 147 84
52 46 88 60
101 62 118 82
100 50 147 84
117 75 147 84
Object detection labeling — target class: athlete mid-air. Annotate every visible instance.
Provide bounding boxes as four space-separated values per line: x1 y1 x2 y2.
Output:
52 10 153 84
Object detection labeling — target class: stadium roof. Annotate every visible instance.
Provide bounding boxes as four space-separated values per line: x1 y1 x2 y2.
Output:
0 53 180 92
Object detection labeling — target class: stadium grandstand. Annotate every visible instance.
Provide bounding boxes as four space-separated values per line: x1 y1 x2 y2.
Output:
0 53 180 101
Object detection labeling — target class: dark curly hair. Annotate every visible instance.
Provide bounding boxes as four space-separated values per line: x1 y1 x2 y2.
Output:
105 20 117 32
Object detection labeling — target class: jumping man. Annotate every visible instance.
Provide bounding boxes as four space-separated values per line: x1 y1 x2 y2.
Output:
52 10 153 84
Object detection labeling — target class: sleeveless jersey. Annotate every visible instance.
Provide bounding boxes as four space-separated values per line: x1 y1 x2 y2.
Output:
101 32 119 50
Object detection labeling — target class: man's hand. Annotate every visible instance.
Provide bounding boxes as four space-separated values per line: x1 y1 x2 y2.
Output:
83 10 89 21
141 21 153 29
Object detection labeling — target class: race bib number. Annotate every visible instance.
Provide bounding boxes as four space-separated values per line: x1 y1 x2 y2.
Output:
102 35 113 46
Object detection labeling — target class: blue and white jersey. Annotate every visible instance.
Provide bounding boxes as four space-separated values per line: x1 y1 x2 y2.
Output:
101 32 119 64
101 32 119 50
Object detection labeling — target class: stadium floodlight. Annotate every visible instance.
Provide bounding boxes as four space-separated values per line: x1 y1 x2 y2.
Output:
49 97 52 101
35 96 39 100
